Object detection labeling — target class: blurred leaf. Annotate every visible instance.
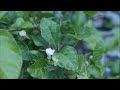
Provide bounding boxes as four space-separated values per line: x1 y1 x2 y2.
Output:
19 68 30 79
112 60 120 74
21 21 33 28
13 17 24 27
92 44 105 63
0 11 8 19
103 28 120 52
0 30 22 79
87 65 101 78
74 19 93 40
75 11 86 26
84 34 102 50
78 54 86 71
77 72 89 79
45 66 66 79
11 17 32 29
40 11 54 18
61 21 75 34
66 34 82 40
17 41 29 61
84 11 96 17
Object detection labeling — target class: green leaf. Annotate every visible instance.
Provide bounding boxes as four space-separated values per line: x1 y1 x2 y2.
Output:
87 64 105 79
78 54 86 71
0 30 22 79
17 41 29 61
61 34 79 47
40 12 54 19
21 21 33 28
45 66 66 79
73 26 91 40
75 11 86 26
29 50 44 60
92 44 105 63
0 11 8 19
52 45 78 70
112 60 120 74
84 11 96 17
11 17 32 29
15 17 24 27
102 28 120 52
27 59 48 79
31 34 48 47
66 34 82 40
84 34 102 50
61 21 75 34
87 65 101 78
84 22 103 50
40 18 60 48
77 72 89 79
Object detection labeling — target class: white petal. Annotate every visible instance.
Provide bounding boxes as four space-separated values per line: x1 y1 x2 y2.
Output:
45 48 55 56
51 49 55 55
19 30 26 37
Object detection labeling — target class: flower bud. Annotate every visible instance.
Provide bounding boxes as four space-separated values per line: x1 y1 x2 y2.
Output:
19 30 26 37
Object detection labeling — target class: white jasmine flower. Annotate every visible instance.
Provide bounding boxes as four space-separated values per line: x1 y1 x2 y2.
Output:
85 61 89 66
19 30 26 37
45 48 55 56
89 55 93 59
19 30 30 39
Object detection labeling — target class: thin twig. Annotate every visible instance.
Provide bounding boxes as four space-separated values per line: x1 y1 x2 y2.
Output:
8 24 40 32
8 29 18 32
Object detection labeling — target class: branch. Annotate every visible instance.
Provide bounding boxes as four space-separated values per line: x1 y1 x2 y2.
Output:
8 24 40 32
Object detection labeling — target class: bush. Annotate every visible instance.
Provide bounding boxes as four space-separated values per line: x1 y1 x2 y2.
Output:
0 11 120 79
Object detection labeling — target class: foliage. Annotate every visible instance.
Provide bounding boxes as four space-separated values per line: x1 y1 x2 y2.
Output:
0 11 119 79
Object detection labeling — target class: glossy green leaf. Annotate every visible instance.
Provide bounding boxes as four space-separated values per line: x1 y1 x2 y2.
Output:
29 50 44 60
17 41 29 61
31 34 47 47
27 59 48 79
52 45 78 70
40 18 60 48
0 30 22 79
